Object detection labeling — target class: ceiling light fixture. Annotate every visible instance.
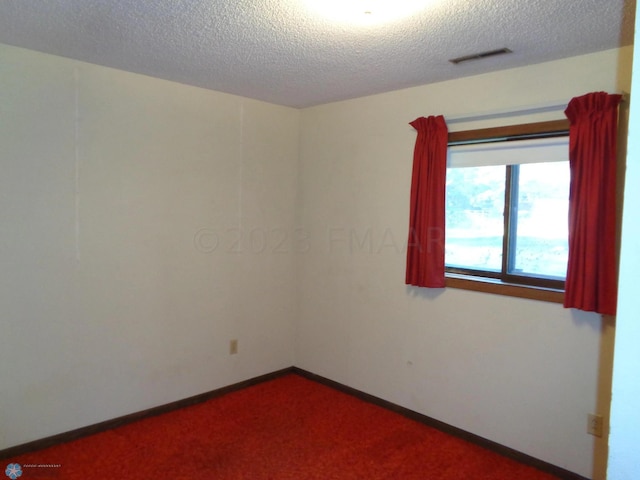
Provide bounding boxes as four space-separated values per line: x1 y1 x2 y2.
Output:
303 0 437 25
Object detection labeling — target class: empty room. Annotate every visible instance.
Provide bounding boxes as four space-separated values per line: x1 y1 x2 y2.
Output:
1 1 639 479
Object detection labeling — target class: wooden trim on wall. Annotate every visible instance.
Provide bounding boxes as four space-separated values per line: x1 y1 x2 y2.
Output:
448 119 570 144
445 275 564 303
2 365 585 479
0 367 294 460
293 367 587 480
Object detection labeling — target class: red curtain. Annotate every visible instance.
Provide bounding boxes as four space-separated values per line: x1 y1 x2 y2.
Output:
406 116 449 288
564 92 622 315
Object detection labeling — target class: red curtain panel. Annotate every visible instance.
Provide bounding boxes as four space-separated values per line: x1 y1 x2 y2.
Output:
564 92 622 315
406 116 449 288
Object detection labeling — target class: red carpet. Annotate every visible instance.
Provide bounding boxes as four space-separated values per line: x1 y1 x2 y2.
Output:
5 374 561 479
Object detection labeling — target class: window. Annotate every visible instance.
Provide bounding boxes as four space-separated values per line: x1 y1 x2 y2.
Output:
444 120 570 300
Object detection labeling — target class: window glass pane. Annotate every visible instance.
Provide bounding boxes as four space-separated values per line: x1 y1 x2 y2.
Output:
510 161 569 279
445 165 505 272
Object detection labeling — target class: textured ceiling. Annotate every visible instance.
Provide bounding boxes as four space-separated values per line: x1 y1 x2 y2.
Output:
0 0 635 108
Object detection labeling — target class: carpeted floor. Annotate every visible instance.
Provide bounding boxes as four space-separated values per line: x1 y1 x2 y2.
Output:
5 374 562 479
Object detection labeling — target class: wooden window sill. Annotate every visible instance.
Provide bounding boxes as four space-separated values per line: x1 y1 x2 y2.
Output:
445 273 564 304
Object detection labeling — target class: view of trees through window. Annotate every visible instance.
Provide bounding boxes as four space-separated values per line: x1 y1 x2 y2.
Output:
445 165 505 272
512 162 569 279
445 161 569 281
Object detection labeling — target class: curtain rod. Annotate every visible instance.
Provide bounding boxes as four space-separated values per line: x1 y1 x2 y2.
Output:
445 91 629 125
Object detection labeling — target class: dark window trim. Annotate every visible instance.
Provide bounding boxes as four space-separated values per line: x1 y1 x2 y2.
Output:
445 274 564 303
445 120 570 303
448 119 570 144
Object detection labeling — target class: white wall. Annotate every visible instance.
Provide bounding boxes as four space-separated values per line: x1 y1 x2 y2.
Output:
1 40 634 480
608 14 640 478
296 47 633 479
0 44 299 449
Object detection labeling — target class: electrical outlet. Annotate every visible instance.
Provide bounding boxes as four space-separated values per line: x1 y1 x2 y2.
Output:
588 413 603 437
230 339 238 355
